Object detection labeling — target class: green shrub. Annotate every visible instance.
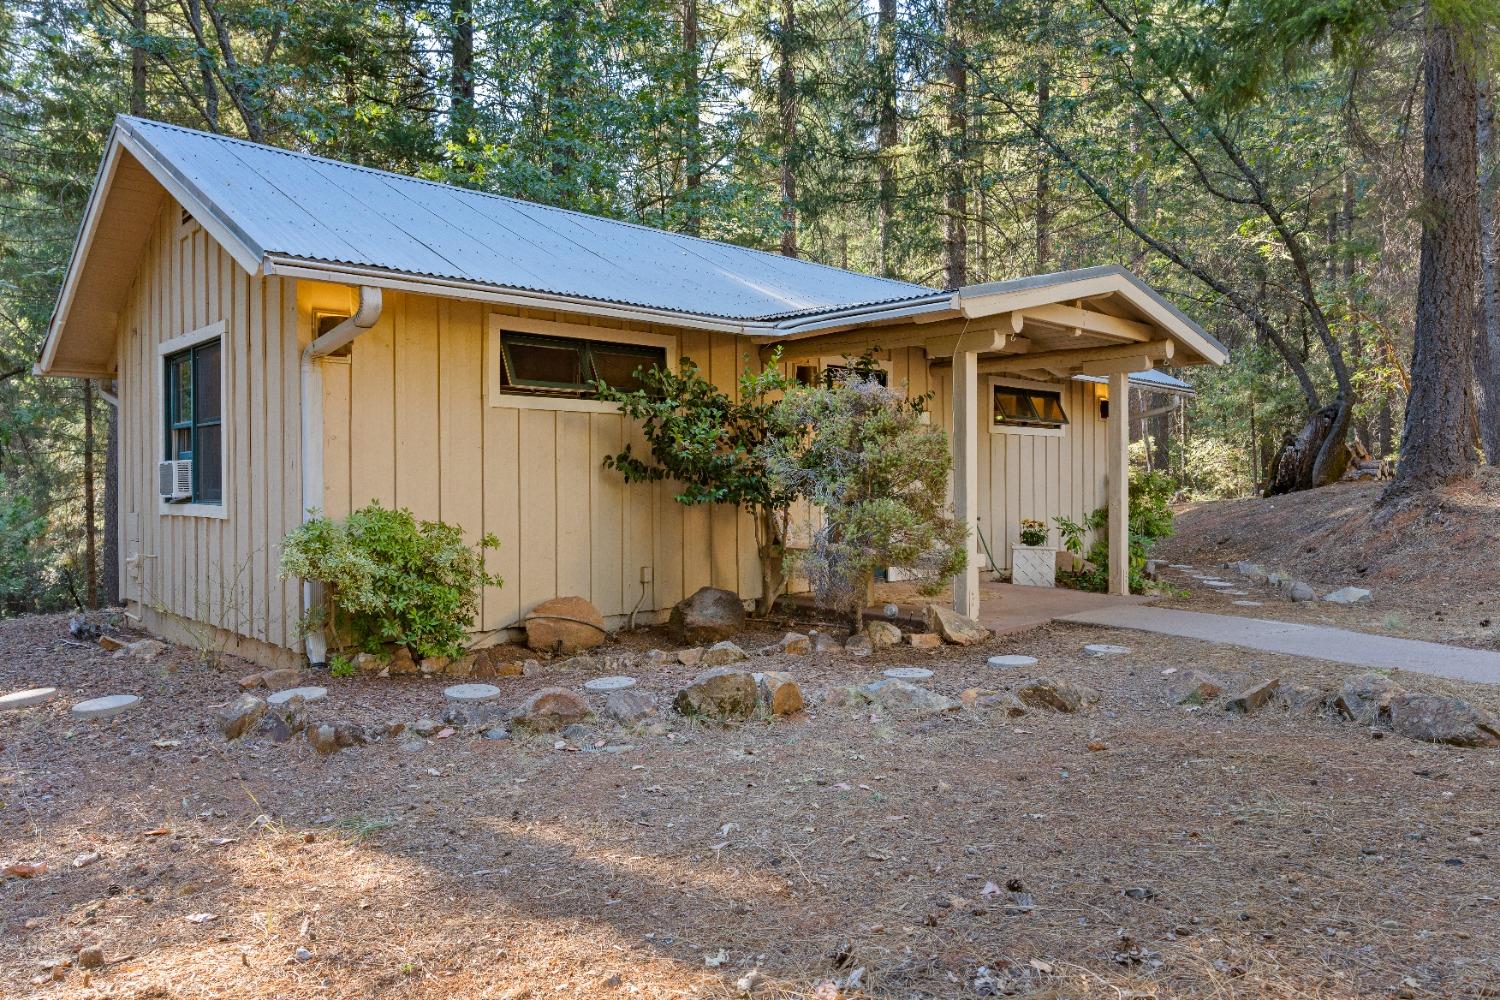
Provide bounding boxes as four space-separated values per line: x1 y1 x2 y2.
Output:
1057 469 1175 594
280 502 500 660
328 652 355 678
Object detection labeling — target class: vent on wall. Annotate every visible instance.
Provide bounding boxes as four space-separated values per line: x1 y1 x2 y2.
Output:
159 459 192 501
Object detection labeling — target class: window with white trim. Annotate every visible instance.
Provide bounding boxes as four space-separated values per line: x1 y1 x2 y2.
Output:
993 384 1068 429
163 338 223 504
498 331 666 397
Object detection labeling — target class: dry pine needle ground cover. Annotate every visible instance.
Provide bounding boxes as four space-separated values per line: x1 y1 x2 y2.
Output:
3 491 1500 999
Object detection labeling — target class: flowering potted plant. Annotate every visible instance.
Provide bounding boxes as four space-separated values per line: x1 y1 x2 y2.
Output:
1011 518 1057 587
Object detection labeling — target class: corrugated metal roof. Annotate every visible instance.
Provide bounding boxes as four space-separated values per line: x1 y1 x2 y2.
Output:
1075 368 1195 394
120 116 938 323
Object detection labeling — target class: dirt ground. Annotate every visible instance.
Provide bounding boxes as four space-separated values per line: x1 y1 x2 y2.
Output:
1152 469 1500 648
4 485 1500 998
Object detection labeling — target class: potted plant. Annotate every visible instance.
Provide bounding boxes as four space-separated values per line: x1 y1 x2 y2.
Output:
1010 518 1057 588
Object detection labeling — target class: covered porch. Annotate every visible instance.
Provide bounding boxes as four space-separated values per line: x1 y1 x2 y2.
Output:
762 266 1228 619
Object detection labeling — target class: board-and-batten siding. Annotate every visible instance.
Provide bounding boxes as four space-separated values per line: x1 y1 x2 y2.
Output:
304 282 763 635
116 200 305 660
930 370 1108 571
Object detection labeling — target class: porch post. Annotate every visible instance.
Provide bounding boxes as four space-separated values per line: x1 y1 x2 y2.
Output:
1107 371 1130 596
952 346 981 618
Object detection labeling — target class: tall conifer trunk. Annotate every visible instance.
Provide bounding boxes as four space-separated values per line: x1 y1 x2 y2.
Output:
778 0 798 257
942 0 966 288
876 0 898 275
1389 9 1481 492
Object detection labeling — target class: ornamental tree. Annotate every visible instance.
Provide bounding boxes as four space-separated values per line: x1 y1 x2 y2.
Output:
762 372 968 628
596 352 799 616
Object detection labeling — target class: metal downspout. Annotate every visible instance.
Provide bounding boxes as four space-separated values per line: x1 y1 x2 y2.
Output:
299 286 382 666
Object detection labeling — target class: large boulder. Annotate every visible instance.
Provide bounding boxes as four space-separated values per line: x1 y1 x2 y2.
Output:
673 667 758 720
701 640 749 667
1018 677 1099 714
513 687 591 732
1387 693 1500 748
756 671 805 716
1332 672 1403 724
216 693 266 741
858 678 960 717
602 688 658 724
864 620 903 648
926 605 990 646
525 596 608 654
668 587 746 644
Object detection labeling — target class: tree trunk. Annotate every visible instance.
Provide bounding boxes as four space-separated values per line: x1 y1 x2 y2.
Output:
1265 402 1349 496
1477 74 1500 462
131 0 147 114
1388 9 1481 494
682 0 702 236
1034 0 1051 272
449 0 475 142
876 0 897 275
942 0 966 288
754 507 787 617
778 0 798 257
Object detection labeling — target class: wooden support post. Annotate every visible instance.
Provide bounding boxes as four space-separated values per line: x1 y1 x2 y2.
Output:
952 346 981 618
1107 371 1130 596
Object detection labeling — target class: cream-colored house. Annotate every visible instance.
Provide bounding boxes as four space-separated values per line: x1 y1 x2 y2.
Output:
37 117 1226 668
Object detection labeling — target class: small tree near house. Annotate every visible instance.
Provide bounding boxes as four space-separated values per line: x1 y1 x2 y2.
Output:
596 353 799 616
762 371 968 629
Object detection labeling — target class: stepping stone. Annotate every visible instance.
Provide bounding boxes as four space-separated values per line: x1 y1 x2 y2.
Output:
1232 600 1263 607
582 675 637 693
444 683 501 702
267 686 327 707
0 687 57 712
1202 581 1234 588
1168 564 1193 570
1223 589 1249 596
1084 643 1132 657
883 667 934 681
986 655 1038 669
70 694 140 720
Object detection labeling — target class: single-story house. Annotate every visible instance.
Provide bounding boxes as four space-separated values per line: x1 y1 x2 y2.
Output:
36 116 1226 668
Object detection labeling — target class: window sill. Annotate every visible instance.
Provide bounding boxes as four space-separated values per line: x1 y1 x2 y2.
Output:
489 392 625 414
990 424 1066 437
158 502 228 520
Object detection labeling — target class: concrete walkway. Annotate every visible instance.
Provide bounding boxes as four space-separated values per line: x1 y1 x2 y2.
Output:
1057 605 1500 685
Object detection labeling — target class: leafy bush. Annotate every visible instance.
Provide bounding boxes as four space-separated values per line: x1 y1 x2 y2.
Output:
280 502 500 660
596 352 799 615
763 372 967 627
1057 470 1176 594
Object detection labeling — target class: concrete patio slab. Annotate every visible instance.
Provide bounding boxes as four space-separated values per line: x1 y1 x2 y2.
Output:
1057 606 1500 685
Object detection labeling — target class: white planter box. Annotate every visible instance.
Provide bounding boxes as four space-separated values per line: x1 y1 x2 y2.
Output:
1010 543 1058 588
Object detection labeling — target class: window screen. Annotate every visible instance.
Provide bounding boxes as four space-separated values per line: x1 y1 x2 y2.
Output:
164 337 223 503
499 332 665 395
993 385 1068 428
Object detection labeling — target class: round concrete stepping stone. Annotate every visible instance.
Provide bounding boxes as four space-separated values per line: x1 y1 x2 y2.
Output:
267 686 327 707
444 683 501 702
0 687 58 711
582 675 637 692
1084 643 1132 657
70 694 140 720
1232 600 1263 607
883 667 934 681
986 655 1037 669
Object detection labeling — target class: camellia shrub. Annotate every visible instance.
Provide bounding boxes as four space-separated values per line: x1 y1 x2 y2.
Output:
763 371 967 627
280 502 500 660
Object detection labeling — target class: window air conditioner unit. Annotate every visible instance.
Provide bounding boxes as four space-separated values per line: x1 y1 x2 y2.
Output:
159 459 193 501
